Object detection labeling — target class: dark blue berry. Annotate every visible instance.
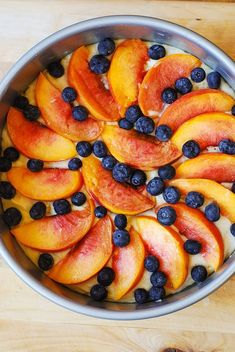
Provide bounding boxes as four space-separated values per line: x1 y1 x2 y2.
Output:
144 255 159 272
163 186 181 204
205 202 220 222
230 223 235 237
157 206 176 226
155 125 172 142
71 105 88 121
150 271 167 287
38 253 54 271
0 181 16 199
113 229 130 247
76 141 92 157
232 105 235 116
102 155 117 170
207 71 221 89
218 139 235 155
68 157 82 170
114 214 127 230
190 67 206 82
161 88 177 104
2 207 22 227
92 141 107 158
3 147 19 162
47 61 64 78
184 240 202 255
94 205 107 218
13 95 29 109
135 116 155 134
146 177 165 196
158 165 176 180
0 157 12 172
53 199 71 215
125 105 142 123
149 286 165 301
112 163 132 183
185 191 204 208
89 55 110 74
191 265 208 282
61 87 77 102
232 183 235 193
148 44 166 60
90 284 107 301
23 104 40 121
98 38 115 56
134 288 148 304
175 77 192 95
182 140 200 158
118 118 133 130
29 202 46 220
97 267 115 286
130 170 147 187
71 192 86 206
27 159 44 172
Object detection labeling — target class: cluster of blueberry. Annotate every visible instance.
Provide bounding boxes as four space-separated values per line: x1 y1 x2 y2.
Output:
90 266 116 301
13 95 40 121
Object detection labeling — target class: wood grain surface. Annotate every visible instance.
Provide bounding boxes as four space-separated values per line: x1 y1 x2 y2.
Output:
0 1 235 351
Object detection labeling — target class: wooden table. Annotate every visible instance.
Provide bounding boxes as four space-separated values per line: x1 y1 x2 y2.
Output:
0 1 234 351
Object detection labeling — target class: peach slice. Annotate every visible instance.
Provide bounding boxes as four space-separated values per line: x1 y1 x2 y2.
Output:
82 155 155 215
7 107 76 161
7 168 82 201
172 112 235 151
176 153 235 182
102 125 181 170
170 178 235 222
131 216 188 289
48 216 113 284
159 89 234 131
68 46 119 121
108 227 145 300
35 73 103 141
108 39 148 115
138 54 201 116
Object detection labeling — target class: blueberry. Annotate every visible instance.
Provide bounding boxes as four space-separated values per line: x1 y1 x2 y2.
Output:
76 141 92 157
161 88 177 104
184 240 202 255
13 95 29 109
134 288 148 304
232 105 235 116
29 202 46 220
207 71 221 89
191 265 208 282
114 214 127 229
163 186 181 204
130 170 147 187
94 205 107 218
23 104 40 121
144 255 159 272
150 271 167 287
27 159 44 172
157 206 176 226
38 253 54 271
47 61 64 78
182 140 200 158
232 183 235 193
98 38 115 56
155 125 173 142
125 105 142 123
71 192 87 206
118 118 133 130
53 199 71 215
97 267 115 286
71 105 88 121
101 155 117 170
2 207 22 227
146 177 165 196
89 55 110 74
0 181 16 199
148 44 166 60
92 141 107 158
112 163 132 183
90 284 107 301
113 229 130 247
230 223 235 237
218 139 235 155
158 165 176 180
149 286 165 301
190 67 206 82
3 147 19 162
135 116 155 134
175 77 192 95
68 157 82 170
205 202 220 222
61 87 77 103
185 191 204 208
0 157 12 172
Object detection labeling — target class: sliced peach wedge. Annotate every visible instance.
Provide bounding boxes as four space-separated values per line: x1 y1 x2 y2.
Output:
48 216 113 284
131 216 188 289
7 168 82 201
138 54 201 117
68 46 119 121
170 179 235 223
102 125 181 170
108 39 148 115
82 156 155 215
7 107 76 161
175 153 235 182
35 73 103 141
159 89 234 132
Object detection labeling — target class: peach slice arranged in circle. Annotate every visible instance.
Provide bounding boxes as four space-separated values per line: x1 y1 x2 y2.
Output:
131 216 188 289
159 89 234 132
102 125 181 170
82 155 155 215
7 168 82 201
7 108 76 161
108 39 148 115
138 54 201 116
68 46 119 121
48 216 113 284
35 73 103 141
